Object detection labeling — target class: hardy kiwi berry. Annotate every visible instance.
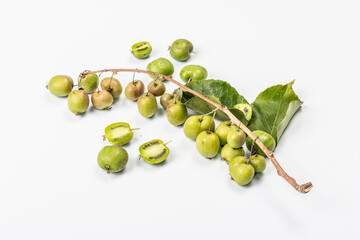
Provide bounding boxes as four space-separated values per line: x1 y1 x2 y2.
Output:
100 77 122 99
97 146 128 173
104 122 134 146
125 80 145 101
139 139 169 164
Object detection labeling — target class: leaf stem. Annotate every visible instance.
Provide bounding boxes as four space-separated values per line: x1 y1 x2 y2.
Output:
81 68 312 194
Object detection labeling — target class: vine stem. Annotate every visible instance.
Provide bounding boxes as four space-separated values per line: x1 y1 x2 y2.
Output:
81 68 313 194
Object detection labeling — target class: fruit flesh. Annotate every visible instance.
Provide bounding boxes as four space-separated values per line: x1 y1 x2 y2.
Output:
104 122 133 146
139 139 169 164
131 41 152 59
234 103 252 121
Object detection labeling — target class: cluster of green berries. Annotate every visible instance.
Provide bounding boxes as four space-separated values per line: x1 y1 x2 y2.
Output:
47 74 122 114
47 39 208 116
183 113 276 186
48 38 277 188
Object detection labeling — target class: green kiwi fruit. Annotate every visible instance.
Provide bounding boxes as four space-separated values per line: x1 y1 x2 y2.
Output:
139 139 169 164
104 122 134 146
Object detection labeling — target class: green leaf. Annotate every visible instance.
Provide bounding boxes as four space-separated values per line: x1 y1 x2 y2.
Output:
248 80 303 144
182 80 249 124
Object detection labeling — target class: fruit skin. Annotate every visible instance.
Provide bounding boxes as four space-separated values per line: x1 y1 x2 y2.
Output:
131 41 152 59
104 122 133 146
139 139 169 164
79 74 99 94
67 90 89 114
97 146 128 173
230 156 247 165
221 144 245 163
91 90 113 110
137 93 157 118
169 39 193 61
215 121 232 146
147 79 166 96
125 80 145 101
246 130 276 156
196 131 220 158
233 103 252 121
229 162 255 186
227 128 247 149
166 102 188 126
100 77 122 98
147 58 174 79
180 65 208 82
249 154 266 173
48 75 73 97
183 115 215 140
160 93 176 109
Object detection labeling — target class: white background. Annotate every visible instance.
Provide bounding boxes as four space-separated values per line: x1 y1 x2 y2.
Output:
0 0 359 239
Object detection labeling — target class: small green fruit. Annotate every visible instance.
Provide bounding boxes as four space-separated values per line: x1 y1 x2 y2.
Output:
160 93 176 110
100 77 122 98
91 90 113 110
249 154 266 173
234 103 252 121
131 41 152 59
230 156 247 165
215 121 232 146
97 146 128 173
196 130 220 158
221 144 245 163
137 93 157 118
227 128 246 149
104 122 133 146
180 65 207 82
147 58 174 79
139 139 169 164
166 102 188 126
47 75 73 97
246 130 276 156
125 80 145 101
67 90 89 115
183 115 215 140
148 79 166 96
79 74 99 94
229 162 255 186
169 39 193 61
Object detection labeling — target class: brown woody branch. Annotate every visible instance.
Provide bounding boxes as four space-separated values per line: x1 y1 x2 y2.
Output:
82 68 313 194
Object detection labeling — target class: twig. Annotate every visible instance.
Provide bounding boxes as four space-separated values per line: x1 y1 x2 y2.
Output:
81 68 312 194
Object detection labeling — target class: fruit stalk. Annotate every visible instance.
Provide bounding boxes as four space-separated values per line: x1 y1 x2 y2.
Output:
81 68 312 194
